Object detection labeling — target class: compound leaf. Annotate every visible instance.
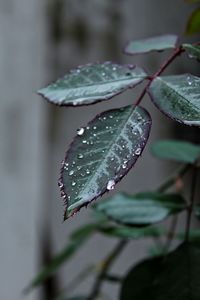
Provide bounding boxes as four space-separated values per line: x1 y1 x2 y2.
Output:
120 242 200 300
38 63 146 106
59 106 151 219
149 74 200 126
151 139 200 163
95 192 186 226
124 34 178 55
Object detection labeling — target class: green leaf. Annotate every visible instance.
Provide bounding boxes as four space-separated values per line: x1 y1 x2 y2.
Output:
26 223 97 291
120 242 200 300
60 106 151 219
186 8 200 34
149 74 200 126
151 139 200 163
95 192 186 226
38 63 146 106
124 34 178 55
99 225 164 239
183 44 200 61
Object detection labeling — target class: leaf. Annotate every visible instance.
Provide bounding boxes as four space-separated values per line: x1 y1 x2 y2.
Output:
124 34 178 55
26 223 97 291
186 8 200 34
38 63 146 106
60 105 151 219
99 225 164 239
148 74 200 126
120 242 200 300
151 139 200 163
95 192 186 226
183 44 200 61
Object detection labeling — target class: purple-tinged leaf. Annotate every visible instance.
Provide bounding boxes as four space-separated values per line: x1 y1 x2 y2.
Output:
59 105 152 219
124 34 178 55
38 63 146 106
148 74 200 126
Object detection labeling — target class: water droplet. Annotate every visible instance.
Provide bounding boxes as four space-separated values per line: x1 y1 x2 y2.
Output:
107 179 115 190
93 126 97 130
77 166 81 170
72 181 76 186
187 75 192 86
86 126 90 130
93 133 97 137
86 169 90 175
112 66 117 71
111 157 114 161
135 148 142 155
78 154 84 159
102 72 106 76
69 170 74 176
77 128 85 136
109 115 113 119
82 140 87 144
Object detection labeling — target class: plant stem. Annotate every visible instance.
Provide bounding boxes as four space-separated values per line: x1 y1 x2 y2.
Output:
185 166 198 242
157 164 191 193
88 240 127 300
134 46 184 107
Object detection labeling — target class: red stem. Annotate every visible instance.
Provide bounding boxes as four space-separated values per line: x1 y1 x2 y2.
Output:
134 46 184 107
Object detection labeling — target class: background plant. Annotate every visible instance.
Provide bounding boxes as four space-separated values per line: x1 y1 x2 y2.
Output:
26 32 200 300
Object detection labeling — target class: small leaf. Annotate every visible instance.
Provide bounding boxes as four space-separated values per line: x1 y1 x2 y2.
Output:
149 74 200 126
151 139 200 163
120 242 200 300
60 105 151 219
124 34 178 55
95 192 186 226
186 8 200 34
99 225 164 239
26 223 97 291
183 44 200 61
38 63 146 106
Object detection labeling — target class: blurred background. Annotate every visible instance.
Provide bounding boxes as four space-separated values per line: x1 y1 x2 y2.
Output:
0 0 199 299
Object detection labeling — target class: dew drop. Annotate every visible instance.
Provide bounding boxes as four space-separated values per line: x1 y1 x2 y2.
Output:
187 75 192 86
58 180 64 188
72 181 76 186
135 148 142 155
77 127 85 136
86 169 90 175
107 179 115 190
93 126 97 130
69 170 74 176
78 154 84 159
82 140 87 144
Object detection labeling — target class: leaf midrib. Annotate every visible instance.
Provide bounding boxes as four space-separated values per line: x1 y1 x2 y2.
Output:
69 107 136 211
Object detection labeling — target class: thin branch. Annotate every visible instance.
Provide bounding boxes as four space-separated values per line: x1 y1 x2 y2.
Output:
134 46 184 106
185 166 198 241
88 240 127 300
157 164 191 193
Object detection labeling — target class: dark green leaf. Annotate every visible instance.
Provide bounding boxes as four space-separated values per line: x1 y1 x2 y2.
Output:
120 242 200 300
183 44 200 61
124 34 178 55
186 8 200 34
60 106 151 219
99 225 164 239
149 74 200 126
38 63 146 106
95 192 186 226
151 139 200 163
26 224 97 291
